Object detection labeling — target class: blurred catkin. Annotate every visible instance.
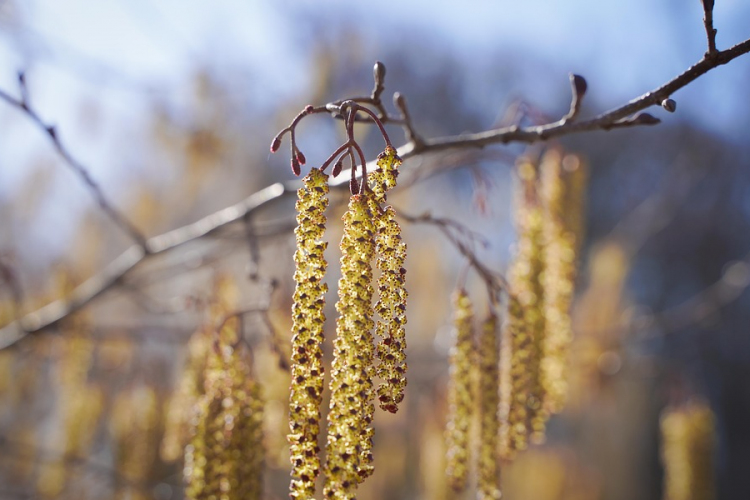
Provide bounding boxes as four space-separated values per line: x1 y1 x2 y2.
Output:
184 316 265 500
368 147 408 414
324 194 376 500
445 289 474 491
110 385 160 499
660 402 716 500
477 313 501 500
499 294 531 458
499 158 549 454
288 167 329 499
539 150 580 415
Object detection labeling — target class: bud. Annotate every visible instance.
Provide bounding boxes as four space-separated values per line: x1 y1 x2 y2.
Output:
633 112 661 125
662 98 677 113
373 61 386 84
350 178 359 195
571 74 587 97
270 136 281 153
291 157 301 176
296 150 307 165
332 159 344 178
304 105 315 114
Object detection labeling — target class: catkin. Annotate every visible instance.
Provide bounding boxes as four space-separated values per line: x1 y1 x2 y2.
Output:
324 194 377 500
660 402 716 500
509 160 549 442
368 147 408 414
445 289 474 492
499 294 531 458
289 167 330 499
184 317 265 500
477 313 501 500
111 385 159 499
540 150 578 415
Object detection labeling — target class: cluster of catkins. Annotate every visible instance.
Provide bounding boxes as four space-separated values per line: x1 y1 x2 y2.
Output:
289 146 408 500
169 277 266 500
445 150 586 498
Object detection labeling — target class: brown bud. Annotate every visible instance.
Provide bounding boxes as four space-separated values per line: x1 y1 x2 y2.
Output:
270 136 281 153
332 159 344 178
296 150 307 165
373 62 386 84
349 178 359 195
661 98 677 113
291 157 301 176
304 105 315 114
393 92 406 112
571 74 587 97
633 112 661 125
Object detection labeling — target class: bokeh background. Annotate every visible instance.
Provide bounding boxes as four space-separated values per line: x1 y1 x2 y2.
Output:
1 1 750 499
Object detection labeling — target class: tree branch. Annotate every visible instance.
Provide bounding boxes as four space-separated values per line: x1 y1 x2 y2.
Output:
0 76 148 248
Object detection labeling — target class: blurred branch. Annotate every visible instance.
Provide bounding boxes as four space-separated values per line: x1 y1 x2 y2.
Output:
399 210 506 300
0 74 148 248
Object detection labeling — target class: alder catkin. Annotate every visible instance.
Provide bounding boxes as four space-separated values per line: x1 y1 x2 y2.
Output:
477 313 501 500
445 289 474 492
509 160 549 442
324 194 377 500
369 146 409 413
499 294 531 458
288 167 330 499
184 317 265 500
660 402 716 500
540 150 578 415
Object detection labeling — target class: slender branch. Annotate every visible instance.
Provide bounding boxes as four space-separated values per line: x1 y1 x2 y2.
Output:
0 77 148 248
702 0 718 55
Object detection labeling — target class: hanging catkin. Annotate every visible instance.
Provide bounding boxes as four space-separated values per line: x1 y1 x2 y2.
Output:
368 146 408 414
324 194 377 500
445 289 474 491
184 316 265 500
477 313 501 500
288 167 330 499
540 150 577 415
660 402 716 500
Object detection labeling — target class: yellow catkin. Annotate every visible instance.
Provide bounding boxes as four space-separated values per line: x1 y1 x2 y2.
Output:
161 324 211 462
368 147 408 414
539 150 578 415
324 194 376 500
499 296 532 459
500 158 548 452
445 289 474 492
660 402 716 500
184 317 265 500
477 313 501 500
288 167 329 499
110 385 159 497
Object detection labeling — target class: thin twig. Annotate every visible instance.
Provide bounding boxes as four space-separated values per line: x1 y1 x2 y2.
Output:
702 0 718 55
0 78 147 248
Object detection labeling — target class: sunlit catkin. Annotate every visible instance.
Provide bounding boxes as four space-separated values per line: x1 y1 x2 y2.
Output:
477 313 501 500
445 289 474 492
288 167 330 499
368 147 408 413
324 194 376 500
539 150 578 415
184 318 265 500
660 402 716 500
